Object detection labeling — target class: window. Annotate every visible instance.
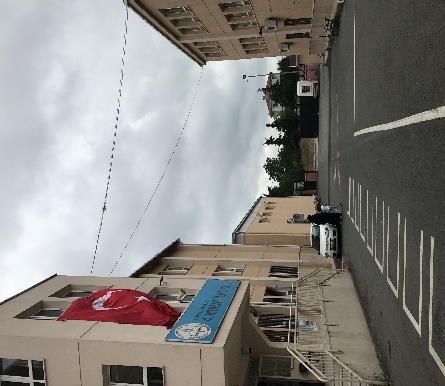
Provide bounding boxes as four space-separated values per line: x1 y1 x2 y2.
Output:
170 17 201 27
179 25 207 34
262 211 272 216
203 52 227 57
269 266 298 278
263 297 291 304
284 18 312 26
0 358 46 384
64 290 93 298
195 41 227 57
265 205 275 210
106 365 164 386
160 265 191 275
225 11 257 31
286 32 311 39
219 1 251 10
155 291 195 303
231 21 258 31
287 213 308 224
265 286 296 296
258 314 296 328
226 11 254 20
213 265 244 276
239 37 266 54
263 330 294 343
30 308 64 320
51 284 107 298
193 41 219 47
159 6 192 17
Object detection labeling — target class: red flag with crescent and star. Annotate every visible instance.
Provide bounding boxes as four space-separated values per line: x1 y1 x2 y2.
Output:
57 289 180 328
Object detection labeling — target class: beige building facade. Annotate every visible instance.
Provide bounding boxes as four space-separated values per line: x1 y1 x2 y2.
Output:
232 196 315 245
127 0 341 65
0 241 386 385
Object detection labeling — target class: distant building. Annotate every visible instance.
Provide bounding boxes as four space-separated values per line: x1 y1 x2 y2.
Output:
0 240 386 385
127 0 341 65
232 196 315 245
262 72 284 118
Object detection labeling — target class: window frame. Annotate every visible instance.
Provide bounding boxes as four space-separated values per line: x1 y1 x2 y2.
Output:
155 290 195 303
284 18 312 26
0 358 46 384
269 265 299 278
159 6 192 18
213 265 245 276
160 265 192 275
219 0 251 10
29 307 65 320
106 365 164 386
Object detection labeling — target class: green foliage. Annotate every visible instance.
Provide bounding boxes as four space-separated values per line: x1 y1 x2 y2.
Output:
262 60 305 196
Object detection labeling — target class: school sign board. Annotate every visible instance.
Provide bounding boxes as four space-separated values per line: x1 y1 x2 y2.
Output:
165 279 240 344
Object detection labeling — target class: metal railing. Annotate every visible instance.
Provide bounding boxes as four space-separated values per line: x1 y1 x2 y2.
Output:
286 270 388 385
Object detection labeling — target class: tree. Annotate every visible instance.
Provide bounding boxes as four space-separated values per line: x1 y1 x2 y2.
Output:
264 135 284 146
263 157 285 182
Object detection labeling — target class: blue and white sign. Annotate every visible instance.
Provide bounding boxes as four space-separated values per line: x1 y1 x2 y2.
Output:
165 279 240 344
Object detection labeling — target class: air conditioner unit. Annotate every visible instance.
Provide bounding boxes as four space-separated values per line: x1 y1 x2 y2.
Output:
265 18 277 31
279 43 289 52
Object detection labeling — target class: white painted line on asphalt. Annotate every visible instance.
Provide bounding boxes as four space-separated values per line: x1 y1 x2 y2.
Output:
402 222 422 337
353 0 356 124
366 190 371 249
428 237 445 376
386 204 390 268
375 199 384 273
351 178 355 224
360 185 365 241
336 93 339 137
346 176 444 378
347 177 351 216
367 194 374 256
354 105 445 136
387 211 400 298
355 181 360 232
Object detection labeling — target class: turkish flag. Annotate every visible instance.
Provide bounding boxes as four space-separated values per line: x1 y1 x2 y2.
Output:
57 289 180 328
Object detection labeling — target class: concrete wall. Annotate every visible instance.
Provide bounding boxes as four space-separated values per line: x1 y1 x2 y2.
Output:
127 0 337 64
235 196 315 245
0 276 250 386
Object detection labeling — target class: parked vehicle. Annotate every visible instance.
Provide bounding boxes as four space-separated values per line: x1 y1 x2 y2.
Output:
320 224 338 258
311 223 339 258
297 80 319 97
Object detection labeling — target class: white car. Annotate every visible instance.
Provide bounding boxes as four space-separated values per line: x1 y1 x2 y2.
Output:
311 223 338 258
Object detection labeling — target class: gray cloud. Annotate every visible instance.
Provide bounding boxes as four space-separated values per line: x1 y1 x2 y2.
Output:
0 0 276 300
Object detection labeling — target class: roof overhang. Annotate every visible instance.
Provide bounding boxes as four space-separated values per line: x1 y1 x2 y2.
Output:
130 238 182 277
128 0 205 66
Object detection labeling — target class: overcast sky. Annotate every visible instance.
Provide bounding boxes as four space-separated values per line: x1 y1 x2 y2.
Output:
0 1 279 301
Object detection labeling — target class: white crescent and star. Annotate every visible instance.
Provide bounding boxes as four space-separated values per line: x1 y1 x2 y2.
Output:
91 290 152 311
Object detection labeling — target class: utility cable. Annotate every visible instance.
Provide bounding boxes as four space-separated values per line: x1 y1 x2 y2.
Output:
108 67 204 275
90 0 129 275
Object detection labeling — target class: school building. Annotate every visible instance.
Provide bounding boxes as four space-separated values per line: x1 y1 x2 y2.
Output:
232 196 314 246
0 240 386 385
126 0 342 65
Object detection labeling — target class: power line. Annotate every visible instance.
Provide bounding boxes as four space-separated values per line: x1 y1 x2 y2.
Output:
90 0 129 275
108 67 205 276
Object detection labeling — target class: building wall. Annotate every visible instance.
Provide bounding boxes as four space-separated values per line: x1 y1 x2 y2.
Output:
127 0 338 65
0 275 250 386
234 196 315 245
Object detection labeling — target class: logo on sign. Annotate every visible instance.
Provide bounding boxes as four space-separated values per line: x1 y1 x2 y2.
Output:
175 323 212 340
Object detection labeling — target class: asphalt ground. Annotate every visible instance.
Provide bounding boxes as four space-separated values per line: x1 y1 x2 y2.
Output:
318 1 445 385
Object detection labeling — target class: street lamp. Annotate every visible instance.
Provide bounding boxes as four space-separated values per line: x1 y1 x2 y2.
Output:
242 70 303 82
